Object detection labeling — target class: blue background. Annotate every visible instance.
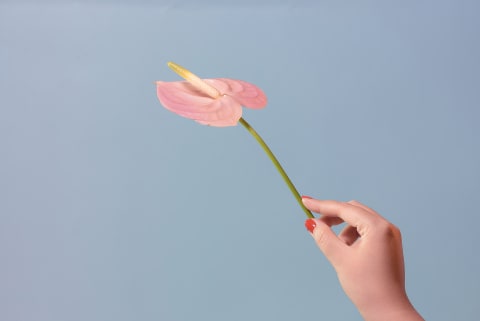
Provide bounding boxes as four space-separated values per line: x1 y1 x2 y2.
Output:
1 1 479 320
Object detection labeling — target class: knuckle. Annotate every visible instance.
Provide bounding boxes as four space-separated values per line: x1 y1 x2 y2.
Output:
314 225 332 250
376 220 401 240
314 227 328 246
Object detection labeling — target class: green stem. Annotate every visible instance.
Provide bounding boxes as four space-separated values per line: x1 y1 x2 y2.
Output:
239 117 314 219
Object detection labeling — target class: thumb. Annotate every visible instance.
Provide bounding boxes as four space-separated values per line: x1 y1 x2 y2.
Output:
306 219 347 266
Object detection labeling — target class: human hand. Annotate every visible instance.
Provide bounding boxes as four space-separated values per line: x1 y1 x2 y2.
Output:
302 198 424 321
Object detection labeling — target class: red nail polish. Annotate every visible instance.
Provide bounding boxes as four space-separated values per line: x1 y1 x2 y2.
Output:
305 219 316 233
301 195 312 199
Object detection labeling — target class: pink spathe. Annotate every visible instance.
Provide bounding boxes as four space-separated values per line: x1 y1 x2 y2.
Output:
156 78 267 127
155 62 313 218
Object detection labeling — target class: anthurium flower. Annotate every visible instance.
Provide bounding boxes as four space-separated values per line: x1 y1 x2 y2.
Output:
156 62 267 127
156 62 313 218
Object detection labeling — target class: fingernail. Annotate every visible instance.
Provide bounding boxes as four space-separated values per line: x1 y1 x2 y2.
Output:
301 195 312 199
305 219 316 233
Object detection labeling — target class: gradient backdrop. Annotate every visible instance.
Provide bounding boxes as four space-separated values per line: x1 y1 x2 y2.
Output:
1 1 479 320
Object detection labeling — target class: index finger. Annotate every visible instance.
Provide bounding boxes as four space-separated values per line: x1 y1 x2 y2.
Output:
302 198 382 230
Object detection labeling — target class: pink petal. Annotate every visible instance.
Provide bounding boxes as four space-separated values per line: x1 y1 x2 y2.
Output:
205 78 267 109
156 81 243 127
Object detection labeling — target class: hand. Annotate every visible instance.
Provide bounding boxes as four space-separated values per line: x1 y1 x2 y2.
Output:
302 198 424 321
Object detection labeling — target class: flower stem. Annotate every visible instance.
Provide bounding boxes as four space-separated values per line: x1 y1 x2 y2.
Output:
239 117 314 219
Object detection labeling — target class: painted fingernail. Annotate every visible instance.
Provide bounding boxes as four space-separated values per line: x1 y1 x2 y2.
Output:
301 195 312 199
305 219 316 233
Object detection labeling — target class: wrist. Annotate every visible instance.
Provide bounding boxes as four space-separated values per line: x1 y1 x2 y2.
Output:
359 298 424 321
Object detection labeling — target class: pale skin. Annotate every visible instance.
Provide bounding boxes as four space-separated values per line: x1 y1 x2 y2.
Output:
302 197 424 321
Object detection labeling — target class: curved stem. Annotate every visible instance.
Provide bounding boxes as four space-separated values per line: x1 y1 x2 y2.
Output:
239 117 314 219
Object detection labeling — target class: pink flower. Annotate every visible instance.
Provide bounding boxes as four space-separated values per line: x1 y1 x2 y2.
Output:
156 62 267 127
155 61 313 218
